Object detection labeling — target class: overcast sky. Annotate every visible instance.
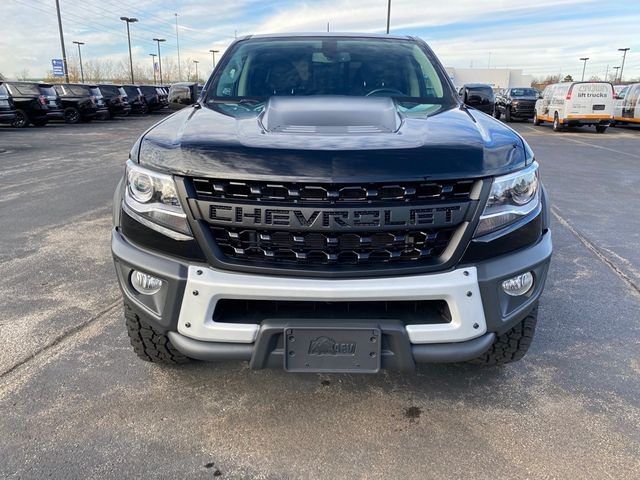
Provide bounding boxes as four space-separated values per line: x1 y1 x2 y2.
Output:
2 0 639 81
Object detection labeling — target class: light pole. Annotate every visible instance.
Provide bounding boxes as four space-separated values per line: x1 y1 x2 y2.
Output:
55 0 70 83
153 38 166 84
175 13 181 81
613 66 621 83
73 41 85 83
618 48 630 82
580 57 589 81
193 60 199 82
209 49 219 69
386 0 391 34
149 53 157 84
120 16 138 84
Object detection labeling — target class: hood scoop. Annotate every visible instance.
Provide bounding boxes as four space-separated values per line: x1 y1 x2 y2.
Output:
260 96 401 134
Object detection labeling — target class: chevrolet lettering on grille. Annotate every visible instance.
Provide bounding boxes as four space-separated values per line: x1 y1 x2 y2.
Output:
199 202 468 232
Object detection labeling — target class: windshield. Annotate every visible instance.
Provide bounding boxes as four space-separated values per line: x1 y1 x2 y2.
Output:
207 37 454 114
511 88 537 97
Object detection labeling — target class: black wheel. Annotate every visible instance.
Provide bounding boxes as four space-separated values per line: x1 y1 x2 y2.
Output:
120 109 130 117
140 104 149 115
552 113 562 132
595 125 608 133
64 107 81 124
102 110 112 120
469 308 538 365
493 108 501 120
124 302 191 364
532 110 541 125
11 109 30 128
504 107 511 122
31 118 48 127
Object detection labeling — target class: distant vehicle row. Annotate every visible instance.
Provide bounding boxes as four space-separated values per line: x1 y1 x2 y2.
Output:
0 81 171 127
458 81 640 133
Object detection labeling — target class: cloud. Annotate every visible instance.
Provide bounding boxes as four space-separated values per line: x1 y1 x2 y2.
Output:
1 0 638 81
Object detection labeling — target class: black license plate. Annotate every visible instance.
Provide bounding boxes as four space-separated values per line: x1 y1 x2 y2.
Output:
593 104 605 110
284 326 381 373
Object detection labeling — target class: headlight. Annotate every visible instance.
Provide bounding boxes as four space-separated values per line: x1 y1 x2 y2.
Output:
123 160 192 240
475 162 540 237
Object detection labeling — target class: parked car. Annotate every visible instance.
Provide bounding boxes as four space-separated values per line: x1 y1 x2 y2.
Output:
458 83 495 115
53 83 108 123
112 33 551 372
168 82 202 109
3 81 57 127
122 85 149 115
138 85 167 112
97 84 131 119
534 81 614 133
0 82 17 125
494 87 539 122
613 83 640 126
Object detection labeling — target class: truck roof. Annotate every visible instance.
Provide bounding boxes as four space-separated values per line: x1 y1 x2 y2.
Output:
247 32 414 41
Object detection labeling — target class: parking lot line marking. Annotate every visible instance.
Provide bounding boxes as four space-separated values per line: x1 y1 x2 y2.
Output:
558 137 640 159
552 207 640 298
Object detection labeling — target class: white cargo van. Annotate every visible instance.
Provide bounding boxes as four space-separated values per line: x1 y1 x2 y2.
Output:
613 83 640 126
534 81 614 133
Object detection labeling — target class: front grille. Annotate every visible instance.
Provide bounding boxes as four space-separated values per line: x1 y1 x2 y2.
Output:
188 178 478 272
211 226 456 266
192 178 475 203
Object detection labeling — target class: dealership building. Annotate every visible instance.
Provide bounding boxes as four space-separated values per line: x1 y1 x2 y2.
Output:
445 68 534 90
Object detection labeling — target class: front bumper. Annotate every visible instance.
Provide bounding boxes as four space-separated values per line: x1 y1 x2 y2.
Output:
112 226 552 368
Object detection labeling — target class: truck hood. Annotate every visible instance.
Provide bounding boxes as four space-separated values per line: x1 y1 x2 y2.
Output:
137 97 529 182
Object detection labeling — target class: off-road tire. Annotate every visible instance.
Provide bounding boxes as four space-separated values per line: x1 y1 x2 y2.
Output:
124 302 190 364
469 308 538 365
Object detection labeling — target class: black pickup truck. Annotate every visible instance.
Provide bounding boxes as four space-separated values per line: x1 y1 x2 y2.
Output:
495 87 539 122
112 33 551 373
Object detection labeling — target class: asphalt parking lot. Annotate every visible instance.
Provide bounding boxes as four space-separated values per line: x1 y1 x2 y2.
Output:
1 116 639 479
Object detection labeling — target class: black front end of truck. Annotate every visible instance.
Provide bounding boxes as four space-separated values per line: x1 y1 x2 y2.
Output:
112 33 552 372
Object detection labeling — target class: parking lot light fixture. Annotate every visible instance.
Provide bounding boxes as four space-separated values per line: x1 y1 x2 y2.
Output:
193 60 199 82
150 53 157 84
120 17 138 84
613 66 621 83
73 41 85 83
580 57 589 81
209 49 219 69
153 38 166 84
618 48 630 83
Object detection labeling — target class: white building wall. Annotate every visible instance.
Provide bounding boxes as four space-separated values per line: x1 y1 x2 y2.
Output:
446 68 533 90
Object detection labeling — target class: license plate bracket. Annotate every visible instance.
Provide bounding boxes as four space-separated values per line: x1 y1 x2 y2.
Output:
284 325 381 373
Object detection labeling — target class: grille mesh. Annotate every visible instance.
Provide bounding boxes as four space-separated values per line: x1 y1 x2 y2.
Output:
192 178 474 203
211 227 455 266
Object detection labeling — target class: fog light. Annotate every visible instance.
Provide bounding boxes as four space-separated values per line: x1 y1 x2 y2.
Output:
131 270 163 295
502 272 534 296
